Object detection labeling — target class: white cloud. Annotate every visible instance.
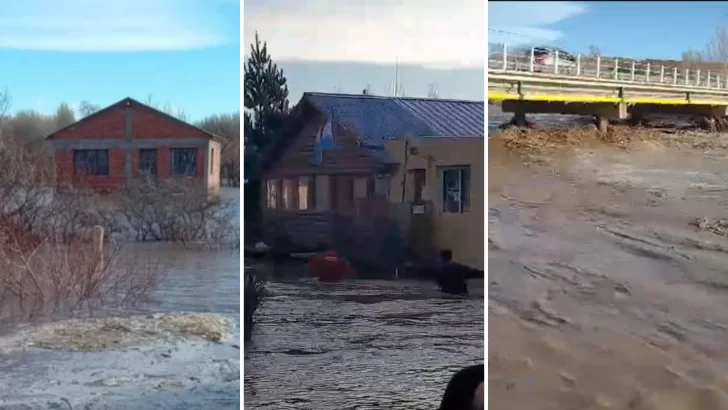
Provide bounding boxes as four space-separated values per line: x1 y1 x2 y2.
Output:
244 0 484 68
488 1 587 45
0 0 231 51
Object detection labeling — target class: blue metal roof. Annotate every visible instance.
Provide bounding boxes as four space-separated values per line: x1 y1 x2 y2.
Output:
303 93 485 146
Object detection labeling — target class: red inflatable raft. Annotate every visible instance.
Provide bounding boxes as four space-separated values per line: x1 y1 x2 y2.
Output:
307 250 354 282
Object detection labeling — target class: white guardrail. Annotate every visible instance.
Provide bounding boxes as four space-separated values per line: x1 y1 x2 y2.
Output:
487 43 728 90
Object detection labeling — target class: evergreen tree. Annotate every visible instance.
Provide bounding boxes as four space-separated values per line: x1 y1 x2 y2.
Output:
243 33 291 221
244 32 290 171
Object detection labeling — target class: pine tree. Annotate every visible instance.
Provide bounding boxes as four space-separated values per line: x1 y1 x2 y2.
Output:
243 33 291 220
244 32 290 163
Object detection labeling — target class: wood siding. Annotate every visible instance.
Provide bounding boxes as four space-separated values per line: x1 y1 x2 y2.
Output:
266 105 387 178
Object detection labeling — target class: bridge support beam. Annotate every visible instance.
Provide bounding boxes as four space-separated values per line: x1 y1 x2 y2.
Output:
628 103 728 118
502 100 627 133
513 110 527 127
595 116 609 133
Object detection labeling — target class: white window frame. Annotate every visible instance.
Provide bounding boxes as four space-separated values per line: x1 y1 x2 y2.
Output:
439 166 470 213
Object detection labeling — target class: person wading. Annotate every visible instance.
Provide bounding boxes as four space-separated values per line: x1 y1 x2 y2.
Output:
435 250 468 295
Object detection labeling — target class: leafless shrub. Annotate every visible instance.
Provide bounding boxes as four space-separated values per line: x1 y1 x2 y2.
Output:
588 44 602 58
78 100 100 118
0 235 166 323
244 269 265 341
0 141 165 323
116 178 238 250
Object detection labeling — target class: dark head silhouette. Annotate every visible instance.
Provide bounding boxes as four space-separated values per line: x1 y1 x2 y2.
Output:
439 364 484 410
440 249 453 263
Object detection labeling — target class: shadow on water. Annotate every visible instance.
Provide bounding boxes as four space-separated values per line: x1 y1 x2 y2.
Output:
244 261 484 409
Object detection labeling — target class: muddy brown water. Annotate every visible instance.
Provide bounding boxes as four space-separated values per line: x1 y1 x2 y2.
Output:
489 131 728 409
243 264 485 409
0 188 240 410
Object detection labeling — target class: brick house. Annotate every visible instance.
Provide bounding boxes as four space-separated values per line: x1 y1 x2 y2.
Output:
260 92 485 268
47 97 223 195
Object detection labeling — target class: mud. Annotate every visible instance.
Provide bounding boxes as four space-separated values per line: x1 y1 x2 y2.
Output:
490 127 728 409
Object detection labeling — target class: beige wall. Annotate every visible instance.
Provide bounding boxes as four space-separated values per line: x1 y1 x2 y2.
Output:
207 140 222 195
385 137 484 269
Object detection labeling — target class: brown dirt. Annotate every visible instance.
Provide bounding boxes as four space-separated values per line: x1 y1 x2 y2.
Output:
490 127 728 409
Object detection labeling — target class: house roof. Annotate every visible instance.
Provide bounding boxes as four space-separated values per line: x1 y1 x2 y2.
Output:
46 97 226 142
302 92 485 145
257 92 485 177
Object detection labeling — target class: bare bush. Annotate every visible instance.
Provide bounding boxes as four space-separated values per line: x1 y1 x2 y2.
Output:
244 269 265 341
0 235 165 323
0 142 165 323
117 178 238 249
78 100 100 118
588 44 601 58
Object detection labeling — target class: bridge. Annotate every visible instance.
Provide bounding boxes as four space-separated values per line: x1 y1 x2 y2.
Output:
488 44 728 132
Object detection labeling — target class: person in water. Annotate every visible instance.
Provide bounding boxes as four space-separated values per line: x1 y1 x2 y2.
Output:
436 249 468 295
439 364 484 410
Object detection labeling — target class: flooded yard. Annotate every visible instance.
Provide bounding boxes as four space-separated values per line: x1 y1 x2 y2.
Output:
244 265 484 409
0 188 240 410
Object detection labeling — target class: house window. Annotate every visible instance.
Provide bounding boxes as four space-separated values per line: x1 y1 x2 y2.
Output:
170 148 197 176
298 176 310 210
73 149 109 176
282 178 297 209
440 166 470 213
266 179 280 208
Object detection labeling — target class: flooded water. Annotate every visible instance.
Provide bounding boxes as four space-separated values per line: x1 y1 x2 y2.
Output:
244 266 484 409
489 133 728 409
0 188 241 410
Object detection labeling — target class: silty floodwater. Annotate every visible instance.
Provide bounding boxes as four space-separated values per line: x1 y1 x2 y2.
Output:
0 188 241 410
489 121 728 408
244 263 485 410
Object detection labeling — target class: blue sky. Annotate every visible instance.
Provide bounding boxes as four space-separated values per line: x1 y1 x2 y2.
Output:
1 0 240 121
244 0 484 103
488 1 727 60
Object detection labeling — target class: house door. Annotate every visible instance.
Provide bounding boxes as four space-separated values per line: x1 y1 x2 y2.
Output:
139 149 157 180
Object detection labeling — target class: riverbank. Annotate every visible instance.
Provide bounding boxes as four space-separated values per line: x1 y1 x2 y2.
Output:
490 127 728 409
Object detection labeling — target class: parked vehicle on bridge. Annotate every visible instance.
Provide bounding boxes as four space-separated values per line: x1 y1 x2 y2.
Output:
530 47 577 74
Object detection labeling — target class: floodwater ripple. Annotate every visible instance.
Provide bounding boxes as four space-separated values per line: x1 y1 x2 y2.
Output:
244 277 484 409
